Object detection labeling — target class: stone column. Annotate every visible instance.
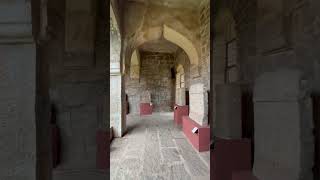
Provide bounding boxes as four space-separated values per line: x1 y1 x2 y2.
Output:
253 69 314 180
0 1 37 179
110 62 125 137
214 84 242 139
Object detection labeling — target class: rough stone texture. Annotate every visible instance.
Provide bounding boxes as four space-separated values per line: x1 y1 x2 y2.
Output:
212 1 320 179
174 50 191 104
110 113 210 180
110 74 124 137
0 1 39 180
125 51 175 113
122 1 201 66
253 69 313 180
214 84 242 139
123 0 211 124
199 0 210 91
189 83 208 126
110 3 125 136
65 0 96 53
41 0 109 179
0 44 37 180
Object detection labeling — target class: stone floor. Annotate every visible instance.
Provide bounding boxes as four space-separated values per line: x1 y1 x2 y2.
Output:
110 112 210 180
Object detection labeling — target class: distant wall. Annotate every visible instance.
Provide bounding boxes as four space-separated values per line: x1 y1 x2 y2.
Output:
125 51 175 113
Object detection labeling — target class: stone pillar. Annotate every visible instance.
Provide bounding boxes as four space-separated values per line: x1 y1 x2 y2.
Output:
0 1 37 179
253 69 314 180
189 83 208 126
214 84 242 139
176 88 186 106
110 62 125 137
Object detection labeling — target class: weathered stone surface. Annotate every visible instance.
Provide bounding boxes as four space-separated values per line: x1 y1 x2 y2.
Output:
159 128 176 147
189 83 208 126
110 75 124 137
126 52 175 113
254 69 305 101
168 163 191 180
175 138 209 176
161 148 181 162
110 113 209 180
199 151 210 168
215 84 242 139
0 44 36 180
253 69 314 180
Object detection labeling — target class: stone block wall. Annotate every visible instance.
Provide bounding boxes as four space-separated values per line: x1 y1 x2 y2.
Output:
125 51 175 113
199 0 210 91
41 0 108 179
0 1 39 180
213 1 320 179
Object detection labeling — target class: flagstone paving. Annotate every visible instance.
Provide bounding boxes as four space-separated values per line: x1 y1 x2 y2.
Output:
110 113 210 180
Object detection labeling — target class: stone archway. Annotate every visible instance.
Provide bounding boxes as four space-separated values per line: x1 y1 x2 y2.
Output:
128 24 200 78
163 25 199 75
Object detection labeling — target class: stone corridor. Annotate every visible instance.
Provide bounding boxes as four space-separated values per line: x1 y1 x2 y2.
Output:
110 113 210 180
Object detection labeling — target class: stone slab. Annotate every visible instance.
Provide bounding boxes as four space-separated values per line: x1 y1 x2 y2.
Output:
175 138 209 176
161 148 181 163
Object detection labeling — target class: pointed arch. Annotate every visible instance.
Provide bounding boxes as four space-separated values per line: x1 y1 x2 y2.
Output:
163 25 199 66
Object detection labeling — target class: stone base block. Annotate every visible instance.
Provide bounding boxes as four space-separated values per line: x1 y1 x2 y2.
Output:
182 116 210 152
212 138 252 180
140 103 153 115
174 104 189 125
96 130 109 170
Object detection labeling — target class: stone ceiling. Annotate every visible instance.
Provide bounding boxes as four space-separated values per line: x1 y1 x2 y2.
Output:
126 0 200 9
138 39 180 53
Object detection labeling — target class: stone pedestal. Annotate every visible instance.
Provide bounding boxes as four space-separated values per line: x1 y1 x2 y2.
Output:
174 104 189 125
140 103 153 115
182 116 210 152
215 84 242 139
212 138 252 180
253 69 314 180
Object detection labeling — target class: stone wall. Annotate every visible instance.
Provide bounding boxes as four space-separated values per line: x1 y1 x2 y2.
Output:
126 51 175 113
213 0 320 179
199 0 210 91
43 0 108 179
0 1 39 180
175 49 191 90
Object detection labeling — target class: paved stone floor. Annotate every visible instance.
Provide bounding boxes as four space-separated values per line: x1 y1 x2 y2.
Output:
110 112 210 180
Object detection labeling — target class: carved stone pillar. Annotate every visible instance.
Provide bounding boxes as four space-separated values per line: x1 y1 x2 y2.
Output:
0 1 37 179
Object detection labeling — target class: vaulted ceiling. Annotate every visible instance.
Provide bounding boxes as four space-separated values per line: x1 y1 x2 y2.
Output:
138 39 180 53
